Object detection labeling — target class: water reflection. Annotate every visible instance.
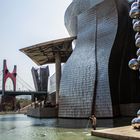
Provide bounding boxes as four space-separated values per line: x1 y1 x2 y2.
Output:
0 114 131 140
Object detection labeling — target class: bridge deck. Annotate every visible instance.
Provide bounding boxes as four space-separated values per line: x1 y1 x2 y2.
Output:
0 90 47 96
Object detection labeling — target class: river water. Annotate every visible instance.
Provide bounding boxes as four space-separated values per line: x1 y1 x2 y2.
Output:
0 114 131 140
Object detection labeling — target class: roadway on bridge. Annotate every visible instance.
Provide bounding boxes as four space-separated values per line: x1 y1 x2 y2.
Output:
0 90 47 96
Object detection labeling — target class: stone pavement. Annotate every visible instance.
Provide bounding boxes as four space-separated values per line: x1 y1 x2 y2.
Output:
91 126 140 140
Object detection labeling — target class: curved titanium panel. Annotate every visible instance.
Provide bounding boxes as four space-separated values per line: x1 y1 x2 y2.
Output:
64 0 103 36
59 0 118 118
95 0 118 117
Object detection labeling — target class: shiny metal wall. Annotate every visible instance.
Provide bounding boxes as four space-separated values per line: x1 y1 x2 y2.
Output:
64 0 104 36
109 0 140 116
31 66 49 92
48 73 56 94
40 66 49 92
31 67 40 91
59 0 118 118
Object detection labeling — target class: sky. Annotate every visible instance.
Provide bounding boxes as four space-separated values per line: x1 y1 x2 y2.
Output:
0 0 72 90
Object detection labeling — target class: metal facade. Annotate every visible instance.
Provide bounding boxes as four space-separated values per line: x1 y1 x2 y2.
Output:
59 0 118 118
59 0 140 118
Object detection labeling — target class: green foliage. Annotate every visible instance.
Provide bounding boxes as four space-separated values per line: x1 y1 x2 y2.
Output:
16 98 31 108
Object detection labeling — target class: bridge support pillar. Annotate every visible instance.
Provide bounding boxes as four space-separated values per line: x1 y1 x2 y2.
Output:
1 59 17 111
55 52 61 106
2 59 17 93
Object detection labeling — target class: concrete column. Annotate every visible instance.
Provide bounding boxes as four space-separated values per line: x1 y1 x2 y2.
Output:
55 52 61 106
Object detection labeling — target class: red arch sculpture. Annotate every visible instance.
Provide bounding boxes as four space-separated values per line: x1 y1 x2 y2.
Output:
2 59 17 92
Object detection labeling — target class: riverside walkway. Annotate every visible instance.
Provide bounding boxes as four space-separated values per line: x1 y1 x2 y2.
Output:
91 126 140 140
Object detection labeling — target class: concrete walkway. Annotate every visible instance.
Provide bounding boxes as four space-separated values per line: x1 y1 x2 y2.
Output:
91 126 140 140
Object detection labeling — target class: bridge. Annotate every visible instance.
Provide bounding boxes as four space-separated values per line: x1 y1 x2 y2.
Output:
0 90 47 96
0 59 48 96
0 59 49 111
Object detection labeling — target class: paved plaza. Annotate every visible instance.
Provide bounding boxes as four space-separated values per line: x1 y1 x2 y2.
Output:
92 126 140 140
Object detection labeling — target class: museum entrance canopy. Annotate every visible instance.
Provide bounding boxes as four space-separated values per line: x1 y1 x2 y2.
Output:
20 36 76 65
